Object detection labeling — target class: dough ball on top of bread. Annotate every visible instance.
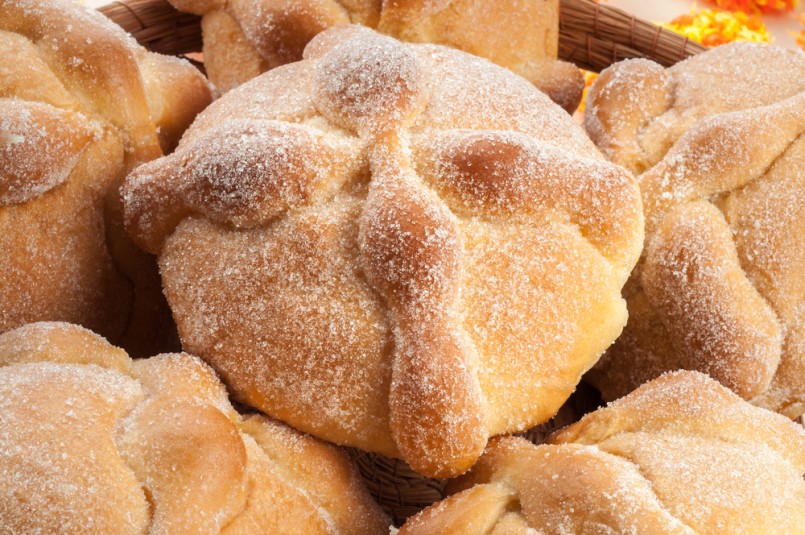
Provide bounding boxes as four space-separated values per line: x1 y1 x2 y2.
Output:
0 0 213 355
584 43 805 418
401 371 805 534
0 322 389 534
123 26 643 478
167 0 583 112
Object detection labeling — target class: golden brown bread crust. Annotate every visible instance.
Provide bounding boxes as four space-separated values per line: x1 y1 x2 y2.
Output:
0 0 213 355
585 43 805 176
376 0 583 113
123 26 643 478
0 322 390 534
168 0 583 112
400 371 805 534
584 43 805 418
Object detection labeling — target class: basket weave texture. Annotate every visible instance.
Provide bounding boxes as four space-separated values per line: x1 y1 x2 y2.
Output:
346 450 448 527
99 0 201 56
347 383 602 526
559 0 706 71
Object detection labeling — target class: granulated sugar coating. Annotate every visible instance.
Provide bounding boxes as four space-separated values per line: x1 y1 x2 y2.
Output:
0 0 212 356
585 43 805 418
0 322 389 534
123 25 644 478
400 372 805 534
585 43 805 176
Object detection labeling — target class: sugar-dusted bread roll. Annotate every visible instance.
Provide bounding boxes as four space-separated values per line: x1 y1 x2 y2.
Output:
167 0 583 111
123 26 643 478
0 0 213 355
400 371 805 534
585 43 805 176
583 43 805 418
0 322 389 534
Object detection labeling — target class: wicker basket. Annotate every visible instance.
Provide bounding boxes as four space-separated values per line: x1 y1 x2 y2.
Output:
558 0 706 71
96 0 704 526
100 0 201 57
345 383 602 526
345 450 449 527
99 0 706 73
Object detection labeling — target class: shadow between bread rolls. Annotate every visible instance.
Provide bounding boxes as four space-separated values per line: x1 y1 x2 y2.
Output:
0 322 390 534
122 25 644 478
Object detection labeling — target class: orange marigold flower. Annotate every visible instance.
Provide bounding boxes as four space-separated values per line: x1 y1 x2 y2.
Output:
794 13 805 51
706 0 798 14
576 70 599 114
662 8 772 47
576 4 778 114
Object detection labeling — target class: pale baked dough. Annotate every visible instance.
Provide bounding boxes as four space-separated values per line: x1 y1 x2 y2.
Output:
583 43 805 418
0 322 389 534
123 26 643 478
400 371 805 534
0 0 213 355
167 0 583 111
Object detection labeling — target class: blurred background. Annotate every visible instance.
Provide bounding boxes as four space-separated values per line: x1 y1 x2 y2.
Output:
610 0 803 49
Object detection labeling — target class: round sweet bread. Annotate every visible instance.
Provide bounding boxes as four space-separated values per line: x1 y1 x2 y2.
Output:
400 371 805 534
166 0 583 111
0 322 389 534
0 0 213 355
584 43 805 418
123 26 644 478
